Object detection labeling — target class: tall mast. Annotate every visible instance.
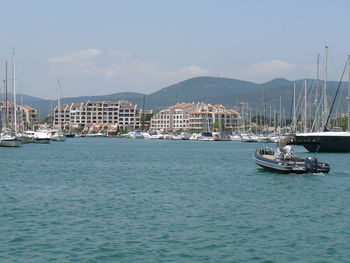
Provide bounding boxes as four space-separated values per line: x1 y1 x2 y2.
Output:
304 80 307 133
263 89 266 129
242 103 245 133
249 105 252 129
269 103 272 128
323 45 328 128
279 96 282 134
293 83 296 132
348 55 350 131
141 95 145 131
315 53 320 131
21 91 24 131
4 61 8 129
12 48 17 135
57 78 61 132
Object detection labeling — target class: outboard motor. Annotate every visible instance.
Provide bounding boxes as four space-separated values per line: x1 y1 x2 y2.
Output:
305 157 318 173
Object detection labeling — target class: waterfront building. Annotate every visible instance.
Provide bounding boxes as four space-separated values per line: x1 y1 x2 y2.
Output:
150 103 197 131
150 102 240 132
0 103 38 130
54 100 153 132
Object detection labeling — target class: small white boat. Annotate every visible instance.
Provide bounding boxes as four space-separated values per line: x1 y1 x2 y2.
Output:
141 132 151 139
51 133 67 141
230 134 241 141
17 131 35 143
189 133 201 140
172 134 182 140
198 132 215 142
164 134 173 140
129 131 144 139
0 131 22 147
149 131 164 139
241 134 258 142
34 130 52 144
180 132 190 140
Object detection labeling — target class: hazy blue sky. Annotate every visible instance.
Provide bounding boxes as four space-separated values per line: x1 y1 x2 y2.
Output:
1 0 349 99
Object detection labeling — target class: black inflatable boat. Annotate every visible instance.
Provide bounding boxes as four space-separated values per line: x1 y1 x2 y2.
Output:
253 147 330 174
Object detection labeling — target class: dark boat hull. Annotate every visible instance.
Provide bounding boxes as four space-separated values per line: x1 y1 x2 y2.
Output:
289 133 350 153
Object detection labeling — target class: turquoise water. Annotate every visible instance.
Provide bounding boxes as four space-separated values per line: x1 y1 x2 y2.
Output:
1 138 350 262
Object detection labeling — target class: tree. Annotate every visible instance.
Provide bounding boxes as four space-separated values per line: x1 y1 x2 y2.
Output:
211 121 225 131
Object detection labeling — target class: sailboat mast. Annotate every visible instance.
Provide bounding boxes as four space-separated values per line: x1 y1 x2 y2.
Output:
269 103 272 128
323 45 328 128
57 79 61 132
141 95 145 131
12 48 17 135
263 89 266 129
304 80 307 133
242 102 245 133
315 53 320 131
348 55 350 131
279 96 282 134
5 61 8 129
293 83 296 132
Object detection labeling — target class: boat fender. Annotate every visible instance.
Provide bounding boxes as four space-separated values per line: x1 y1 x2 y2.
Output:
305 157 318 173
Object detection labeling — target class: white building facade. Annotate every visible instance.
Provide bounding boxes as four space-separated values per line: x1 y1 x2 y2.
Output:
54 100 151 131
151 102 240 132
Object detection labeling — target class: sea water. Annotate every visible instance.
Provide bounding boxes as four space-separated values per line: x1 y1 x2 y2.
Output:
1 138 350 262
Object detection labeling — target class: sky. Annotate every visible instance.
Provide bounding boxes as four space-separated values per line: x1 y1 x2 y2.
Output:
1 0 350 99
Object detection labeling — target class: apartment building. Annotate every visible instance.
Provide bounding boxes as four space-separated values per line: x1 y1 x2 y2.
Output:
0 103 38 130
150 103 198 131
150 102 240 132
54 100 152 131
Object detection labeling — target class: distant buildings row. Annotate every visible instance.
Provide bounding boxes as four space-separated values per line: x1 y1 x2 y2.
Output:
54 101 241 132
1 100 241 133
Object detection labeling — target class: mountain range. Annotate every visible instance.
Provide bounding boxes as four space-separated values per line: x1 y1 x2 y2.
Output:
1 76 347 119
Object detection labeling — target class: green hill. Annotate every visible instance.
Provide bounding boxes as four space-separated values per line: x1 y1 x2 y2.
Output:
10 76 346 118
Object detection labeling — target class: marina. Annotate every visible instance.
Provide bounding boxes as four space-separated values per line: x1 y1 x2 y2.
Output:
0 138 349 262
2 1 350 262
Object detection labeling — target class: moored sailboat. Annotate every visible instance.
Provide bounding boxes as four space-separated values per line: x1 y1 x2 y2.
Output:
289 47 350 152
52 79 66 142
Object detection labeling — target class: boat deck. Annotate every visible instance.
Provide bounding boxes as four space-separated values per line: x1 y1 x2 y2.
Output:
262 154 305 165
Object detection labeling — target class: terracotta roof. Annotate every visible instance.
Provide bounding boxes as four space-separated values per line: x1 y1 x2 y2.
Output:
140 109 153 114
22 105 36 111
188 111 211 115
169 103 195 109
120 105 135 109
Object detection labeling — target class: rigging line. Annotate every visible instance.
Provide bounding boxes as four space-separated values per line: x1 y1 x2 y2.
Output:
324 60 348 130
311 89 324 132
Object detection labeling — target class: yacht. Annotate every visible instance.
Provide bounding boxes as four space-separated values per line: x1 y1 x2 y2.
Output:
51 129 67 142
0 131 21 147
17 131 35 143
33 130 52 144
129 130 144 139
288 48 350 152
289 131 350 152
198 132 215 142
